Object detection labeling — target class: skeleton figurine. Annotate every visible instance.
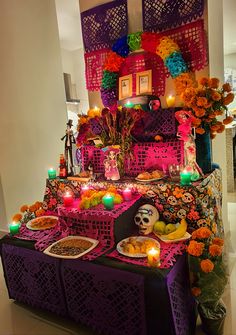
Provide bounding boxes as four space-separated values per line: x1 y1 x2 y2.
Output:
134 204 159 235
61 119 76 175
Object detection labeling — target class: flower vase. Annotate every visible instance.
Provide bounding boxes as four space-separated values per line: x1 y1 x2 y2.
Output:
195 131 212 174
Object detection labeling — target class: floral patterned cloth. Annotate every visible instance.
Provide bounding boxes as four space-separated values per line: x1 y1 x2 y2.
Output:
43 169 222 234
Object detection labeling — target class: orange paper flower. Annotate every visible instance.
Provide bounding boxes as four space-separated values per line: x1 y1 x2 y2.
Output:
200 259 214 273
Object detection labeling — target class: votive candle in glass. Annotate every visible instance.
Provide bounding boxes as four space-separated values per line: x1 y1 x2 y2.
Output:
124 100 134 108
48 167 57 179
180 169 192 186
9 221 21 235
123 188 132 201
81 184 90 196
147 247 161 267
63 191 74 207
102 194 114 210
166 95 176 108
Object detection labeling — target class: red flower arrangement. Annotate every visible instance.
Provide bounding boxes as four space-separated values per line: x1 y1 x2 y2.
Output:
180 77 235 139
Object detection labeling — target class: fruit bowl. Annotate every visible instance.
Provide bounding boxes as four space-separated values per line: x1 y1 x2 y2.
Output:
154 231 191 243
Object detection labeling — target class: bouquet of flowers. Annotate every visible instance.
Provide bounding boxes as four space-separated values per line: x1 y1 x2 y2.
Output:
12 202 46 224
187 227 228 334
180 77 234 139
77 107 145 153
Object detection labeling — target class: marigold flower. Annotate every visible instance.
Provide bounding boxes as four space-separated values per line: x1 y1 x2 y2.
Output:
187 240 205 257
194 227 212 239
212 237 224 246
12 213 22 222
29 204 37 213
211 91 221 101
222 83 232 92
210 132 216 139
223 116 234 125
199 77 210 86
192 118 202 127
216 124 225 133
34 201 42 210
193 107 206 117
209 78 220 89
209 244 223 257
223 93 234 105
200 259 214 273
191 287 201 297
174 73 194 95
20 205 28 212
35 209 46 217
196 97 208 107
195 127 205 134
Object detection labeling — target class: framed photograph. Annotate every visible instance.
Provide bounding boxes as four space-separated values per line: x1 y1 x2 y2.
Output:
136 70 152 95
119 74 132 100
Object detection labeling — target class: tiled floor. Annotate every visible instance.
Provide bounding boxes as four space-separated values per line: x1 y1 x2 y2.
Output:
0 195 235 335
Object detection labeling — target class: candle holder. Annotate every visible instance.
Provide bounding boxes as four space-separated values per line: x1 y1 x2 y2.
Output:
122 188 132 201
102 194 114 210
9 222 21 235
63 192 74 207
81 185 90 196
147 247 161 267
166 95 175 108
48 168 57 179
180 170 192 186
168 164 183 181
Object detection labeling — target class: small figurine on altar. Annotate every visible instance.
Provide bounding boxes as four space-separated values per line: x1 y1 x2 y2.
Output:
61 119 76 175
103 146 120 181
175 110 203 179
148 96 161 113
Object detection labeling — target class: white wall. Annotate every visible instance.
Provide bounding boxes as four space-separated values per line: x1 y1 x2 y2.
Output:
225 53 236 68
0 0 66 230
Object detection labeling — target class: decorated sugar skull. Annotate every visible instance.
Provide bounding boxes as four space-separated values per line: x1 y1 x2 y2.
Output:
134 204 159 235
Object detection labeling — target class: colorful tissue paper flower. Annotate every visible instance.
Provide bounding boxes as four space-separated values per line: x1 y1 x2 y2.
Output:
127 32 141 51
164 51 188 78
101 87 118 108
101 70 118 89
112 35 130 57
103 51 124 72
156 36 180 60
174 72 195 95
141 32 160 53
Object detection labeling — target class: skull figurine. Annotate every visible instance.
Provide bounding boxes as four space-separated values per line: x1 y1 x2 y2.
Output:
134 204 159 235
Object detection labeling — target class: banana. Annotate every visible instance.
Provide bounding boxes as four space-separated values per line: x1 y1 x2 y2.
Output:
163 219 187 240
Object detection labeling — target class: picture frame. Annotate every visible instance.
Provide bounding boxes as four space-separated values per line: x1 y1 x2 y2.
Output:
136 70 152 95
119 74 133 100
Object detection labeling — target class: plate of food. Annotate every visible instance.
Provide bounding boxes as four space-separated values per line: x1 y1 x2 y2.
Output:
43 236 99 259
135 170 165 182
154 232 191 243
117 236 160 258
26 216 59 231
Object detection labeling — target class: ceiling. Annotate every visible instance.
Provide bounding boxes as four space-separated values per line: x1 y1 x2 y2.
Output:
55 0 236 55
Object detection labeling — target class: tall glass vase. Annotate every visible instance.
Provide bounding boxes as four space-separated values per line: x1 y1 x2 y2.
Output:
195 131 212 174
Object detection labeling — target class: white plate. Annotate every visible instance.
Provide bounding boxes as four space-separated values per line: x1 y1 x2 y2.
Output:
117 236 160 258
154 232 191 243
135 177 165 182
43 236 99 259
26 216 59 231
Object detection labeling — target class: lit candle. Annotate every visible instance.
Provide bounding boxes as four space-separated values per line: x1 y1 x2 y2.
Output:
63 191 74 207
81 185 90 196
180 169 192 186
123 188 132 201
166 95 176 108
147 247 161 267
124 100 134 108
102 194 114 210
48 167 57 179
9 221 21 235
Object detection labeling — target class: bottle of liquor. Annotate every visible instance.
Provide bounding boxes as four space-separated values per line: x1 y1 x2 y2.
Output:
59 154 67 178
